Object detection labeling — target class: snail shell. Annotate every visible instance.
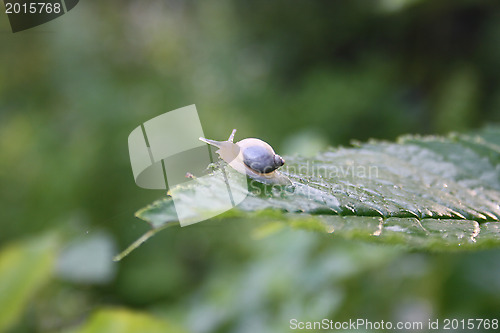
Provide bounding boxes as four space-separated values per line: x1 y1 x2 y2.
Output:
199 129 291 185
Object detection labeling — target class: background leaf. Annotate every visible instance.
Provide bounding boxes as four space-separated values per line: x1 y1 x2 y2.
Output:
0 233 59 331
65 308 186 333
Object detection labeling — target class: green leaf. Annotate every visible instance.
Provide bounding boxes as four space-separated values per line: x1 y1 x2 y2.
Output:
0 233 59 331
65 308 186 333
116 127 500 259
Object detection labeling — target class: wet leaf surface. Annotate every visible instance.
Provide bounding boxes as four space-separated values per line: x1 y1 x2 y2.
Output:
120 127 500 258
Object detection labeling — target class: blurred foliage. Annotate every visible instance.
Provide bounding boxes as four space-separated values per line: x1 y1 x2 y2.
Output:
0 234 58 332
64 308 186 333
1 0 500 332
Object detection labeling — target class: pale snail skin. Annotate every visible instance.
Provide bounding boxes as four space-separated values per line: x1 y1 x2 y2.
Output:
199 129 291 185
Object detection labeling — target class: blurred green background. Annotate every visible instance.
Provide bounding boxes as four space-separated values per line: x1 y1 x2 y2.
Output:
1 0 500 332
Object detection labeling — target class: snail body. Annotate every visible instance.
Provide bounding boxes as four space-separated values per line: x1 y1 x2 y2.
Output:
199 129 291 185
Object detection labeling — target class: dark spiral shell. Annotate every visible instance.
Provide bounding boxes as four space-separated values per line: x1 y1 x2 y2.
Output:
242 145 284 174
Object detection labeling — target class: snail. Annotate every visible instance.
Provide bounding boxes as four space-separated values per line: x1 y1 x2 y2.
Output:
199 129 291 185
